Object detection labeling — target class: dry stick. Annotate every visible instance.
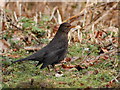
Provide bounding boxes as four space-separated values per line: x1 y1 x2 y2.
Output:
63 2 118 30
62 2 118 45
57 49 117 67
94 49 117 61
27 32 41 43
6 15 23 31
49 6 58 21
69 48 118 68
56 9 62 24
84 3 118 31
0 9 40 44
64 3 94 43
106 72 120 86
83 49 118 65
63 3 94 23
5 15 41 43
13 11 18 22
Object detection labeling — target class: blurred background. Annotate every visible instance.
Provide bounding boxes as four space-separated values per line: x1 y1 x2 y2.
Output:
1 1 119 88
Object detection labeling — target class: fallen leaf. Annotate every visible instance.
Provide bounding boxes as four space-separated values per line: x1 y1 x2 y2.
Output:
55 73 63 77
75 65 88 71
86 71 94 75
65 57 71 62
7 54 21 58
59 82 67 84
80 83 84 86
101 48 108 53
100 55 109 60
62 64 75 69
94 70 99 74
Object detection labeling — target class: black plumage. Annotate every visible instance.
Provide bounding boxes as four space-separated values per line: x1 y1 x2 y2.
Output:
12 22 73 69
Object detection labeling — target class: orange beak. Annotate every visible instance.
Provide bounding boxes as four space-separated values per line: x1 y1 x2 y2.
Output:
69 25 76 29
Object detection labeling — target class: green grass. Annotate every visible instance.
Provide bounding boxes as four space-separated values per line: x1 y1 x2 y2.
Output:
2 43 119 88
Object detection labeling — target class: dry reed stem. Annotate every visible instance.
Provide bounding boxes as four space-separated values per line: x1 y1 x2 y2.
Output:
63 3 94 23
84 2 118 31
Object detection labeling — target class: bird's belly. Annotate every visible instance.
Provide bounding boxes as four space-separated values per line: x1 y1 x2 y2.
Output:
52 50 66 65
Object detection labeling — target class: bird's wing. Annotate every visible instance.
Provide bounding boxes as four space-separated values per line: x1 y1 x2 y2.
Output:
26 49 46 61
40 48 66 69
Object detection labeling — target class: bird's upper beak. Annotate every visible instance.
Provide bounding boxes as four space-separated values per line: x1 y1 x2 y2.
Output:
69 25 76 29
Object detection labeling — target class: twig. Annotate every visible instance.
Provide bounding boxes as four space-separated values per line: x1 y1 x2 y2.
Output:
86 49 118 63
63 3 94 23
95 49 117 60
84 2 118 31
49 6 58 21
6 15 23 31
1 12 41 43
27 31 41 43
77 48 118 66
24 46 42 51
63 2 118 31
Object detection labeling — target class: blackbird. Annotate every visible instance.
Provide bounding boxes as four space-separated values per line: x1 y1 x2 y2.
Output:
12 22 74 69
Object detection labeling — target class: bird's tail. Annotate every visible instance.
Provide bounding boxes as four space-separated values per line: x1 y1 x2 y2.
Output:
12 57 28 64
5 57 29 67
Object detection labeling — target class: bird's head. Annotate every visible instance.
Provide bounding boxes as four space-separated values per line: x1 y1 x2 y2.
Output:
59 22 75 33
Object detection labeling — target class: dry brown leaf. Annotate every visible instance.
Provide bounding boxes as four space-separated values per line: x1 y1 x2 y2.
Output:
7 54 21 58
64 57 71 62
62 64 75 69
101 48 108 53
75 65 88 71
59 82 67 84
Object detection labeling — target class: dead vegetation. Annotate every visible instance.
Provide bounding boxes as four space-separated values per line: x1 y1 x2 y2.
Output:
1 1 119 88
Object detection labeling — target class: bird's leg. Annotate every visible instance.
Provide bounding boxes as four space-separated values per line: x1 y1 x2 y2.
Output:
47 65 55 72
47 66 50 72
52 64 57 72
52 64 55 68
36 61 42 67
